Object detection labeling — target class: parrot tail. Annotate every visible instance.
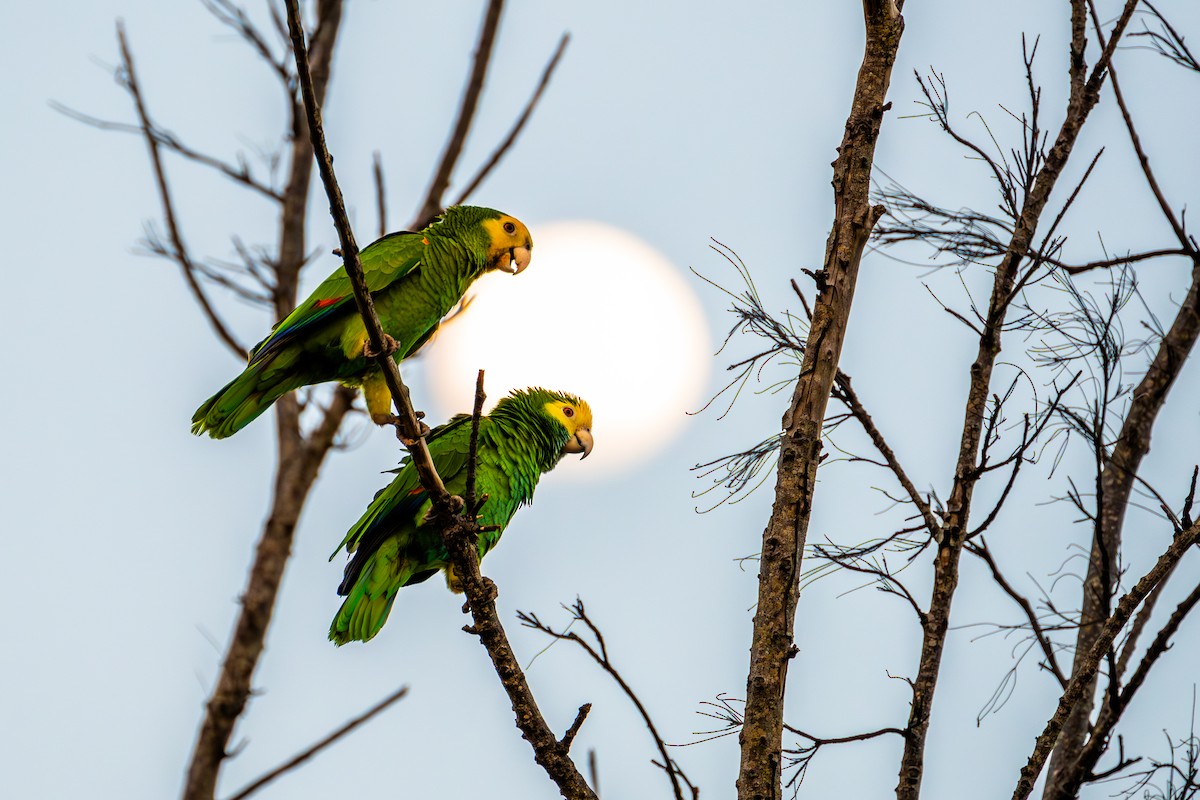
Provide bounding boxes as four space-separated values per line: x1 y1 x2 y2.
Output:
191 352 308 439
329 541 420 645
329 588 398 646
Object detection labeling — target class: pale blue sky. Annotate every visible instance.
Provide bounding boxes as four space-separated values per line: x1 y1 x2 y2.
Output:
2 2 1199 799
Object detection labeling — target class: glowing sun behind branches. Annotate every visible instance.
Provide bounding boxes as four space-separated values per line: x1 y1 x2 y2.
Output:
426 221 711 477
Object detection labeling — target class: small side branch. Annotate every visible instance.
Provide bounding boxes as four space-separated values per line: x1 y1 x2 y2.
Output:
966 539 1068 687
115 23 246 359
520 600 696 800
781 724 904 790
560 704 593 753
832 372 940 539
412 0 504 228
223 686 408 800
452 32 571 205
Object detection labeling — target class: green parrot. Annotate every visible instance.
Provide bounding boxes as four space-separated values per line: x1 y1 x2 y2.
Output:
329 387 594 645
191 206 534 439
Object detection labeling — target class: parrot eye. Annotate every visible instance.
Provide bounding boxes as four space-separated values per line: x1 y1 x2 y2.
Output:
503 221 516 235
562 407 575 418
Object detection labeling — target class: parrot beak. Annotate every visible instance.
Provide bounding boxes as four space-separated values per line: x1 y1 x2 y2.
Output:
507 245 532 275
563 427 593 459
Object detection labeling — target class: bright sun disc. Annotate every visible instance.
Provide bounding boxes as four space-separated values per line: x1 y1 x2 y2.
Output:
424 220 711 477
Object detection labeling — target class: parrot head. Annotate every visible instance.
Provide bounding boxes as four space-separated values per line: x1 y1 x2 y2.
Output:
542 393 594 459
432 206 534 275
480 214 533 275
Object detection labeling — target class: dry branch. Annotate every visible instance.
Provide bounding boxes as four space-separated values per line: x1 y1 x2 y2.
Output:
520 600 695 800
736 3 905 798
1043 7 1200 792
1012 520 1200 800
412 0 504 228
283 5 595 796
180 5 348 798
451 32 571 205
892 4 1141 797
115 23 246 359
224 686 408 800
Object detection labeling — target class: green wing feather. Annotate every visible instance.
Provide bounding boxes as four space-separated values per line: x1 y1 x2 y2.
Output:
328 390 580 646
249 233 424 364
329 417 473 645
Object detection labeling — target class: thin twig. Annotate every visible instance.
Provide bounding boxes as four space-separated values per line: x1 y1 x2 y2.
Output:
413 0 504 227
521 601 692 800
560 704 593 752
115 23 246 359
372 150 386 239
223 686 408 800
966 539 1068 687
1012 520 1200 800
452 32 571 204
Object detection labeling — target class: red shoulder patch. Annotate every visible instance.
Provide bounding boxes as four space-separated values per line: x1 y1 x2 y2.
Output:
315 297 342 309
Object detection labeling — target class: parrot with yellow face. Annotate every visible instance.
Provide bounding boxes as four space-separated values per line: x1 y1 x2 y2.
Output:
329 387 593 645
192 206 533 438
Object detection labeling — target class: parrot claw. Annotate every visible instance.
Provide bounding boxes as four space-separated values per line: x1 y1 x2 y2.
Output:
481 577 498 603
362 334 399 359
459 578 498 612
395 420 432 446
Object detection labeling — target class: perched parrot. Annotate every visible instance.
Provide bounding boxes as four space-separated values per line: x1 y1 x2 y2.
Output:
329 387 593 645
191 205 533 439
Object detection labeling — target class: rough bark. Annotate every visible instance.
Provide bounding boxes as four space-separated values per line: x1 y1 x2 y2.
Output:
735 2 904 798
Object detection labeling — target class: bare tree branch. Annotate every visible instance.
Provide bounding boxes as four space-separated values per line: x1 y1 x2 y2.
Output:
1012 519 1200 800
451 32 571 205
892 5 1142 797
181 4 347 797
966 539 1068 687
736 4 905 797
283 6 595 796
223 686 408 800
831 373 940 540
1044 7 1200 792
412 0 505 228
520 600 695 800
114 22 247 359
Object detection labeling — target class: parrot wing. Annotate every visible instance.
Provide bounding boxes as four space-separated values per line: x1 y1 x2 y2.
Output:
249 231 424 365
330 414 475 570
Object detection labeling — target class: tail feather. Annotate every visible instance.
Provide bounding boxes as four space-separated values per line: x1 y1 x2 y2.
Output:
329 541 408 646
191 351 308 439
